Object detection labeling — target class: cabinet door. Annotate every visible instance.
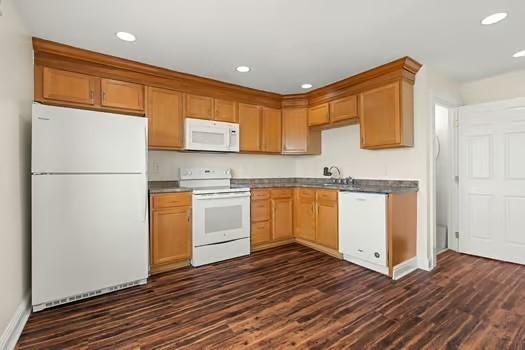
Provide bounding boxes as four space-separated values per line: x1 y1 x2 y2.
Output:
251 199 270 222
101 79 144 111
359 82 401 148
185 94 213 120
151 207 191 267
308 103 330 126
238 103 261 152
147 87 184 149
42 67 97 106
271 198 293 241
214 99 237 122
330 95 358 122
294 189 316 241
261 107 282 153
282 108 308 153
252 221 271 246
316 192 338 250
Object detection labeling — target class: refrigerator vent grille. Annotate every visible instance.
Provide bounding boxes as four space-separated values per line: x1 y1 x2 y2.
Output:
35 279 147 312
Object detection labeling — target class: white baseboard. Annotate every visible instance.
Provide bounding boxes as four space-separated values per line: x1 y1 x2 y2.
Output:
0 292 31 350
392 257 418 280
417 257 433 271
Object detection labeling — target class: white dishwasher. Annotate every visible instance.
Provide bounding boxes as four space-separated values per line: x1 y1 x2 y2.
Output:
339 192 389 275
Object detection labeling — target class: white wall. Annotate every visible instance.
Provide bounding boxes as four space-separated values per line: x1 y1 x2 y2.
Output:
435 104 450 252
148 151 297 180
461 69 525 105
0 0 33 344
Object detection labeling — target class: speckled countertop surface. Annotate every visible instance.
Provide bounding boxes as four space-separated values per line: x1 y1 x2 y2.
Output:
149 178 418 194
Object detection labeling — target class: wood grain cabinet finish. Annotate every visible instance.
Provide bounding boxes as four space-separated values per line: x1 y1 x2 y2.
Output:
147 87 184 149
42 67 97 106
213 99 237 122
359 81 414 149
282 108 321 155
100 78 144 112
271 197 294 241
238 103 262 152
251 221 271 246
330 95 358 123
251 199 270 222
308 103 330 126
261 107 282 153
315 190 339 250
294 189 316 241
185 94 213 120
150 193 192 274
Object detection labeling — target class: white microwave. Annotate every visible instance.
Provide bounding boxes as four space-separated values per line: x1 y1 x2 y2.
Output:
184 118 240 152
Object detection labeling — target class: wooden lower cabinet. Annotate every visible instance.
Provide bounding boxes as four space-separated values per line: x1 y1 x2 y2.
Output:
271 197 293 241
294 189 316 241
315 190 339 250
150 193 192 274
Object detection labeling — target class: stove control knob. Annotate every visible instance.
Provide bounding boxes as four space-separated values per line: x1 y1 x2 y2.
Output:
225 169 231 175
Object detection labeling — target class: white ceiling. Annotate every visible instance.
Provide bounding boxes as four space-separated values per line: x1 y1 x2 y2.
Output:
14 0 525 94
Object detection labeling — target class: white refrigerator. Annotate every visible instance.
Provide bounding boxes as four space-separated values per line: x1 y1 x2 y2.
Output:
31 103 149 312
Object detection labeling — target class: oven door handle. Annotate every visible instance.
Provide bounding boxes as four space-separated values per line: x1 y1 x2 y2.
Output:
194 193 251 200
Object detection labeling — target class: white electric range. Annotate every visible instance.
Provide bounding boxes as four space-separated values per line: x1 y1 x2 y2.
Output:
179 168 251 266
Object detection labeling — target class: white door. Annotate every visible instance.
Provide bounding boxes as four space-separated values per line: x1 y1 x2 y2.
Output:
32 103 147 173
32 173 149 305
459 98 525 265
192 192 251 246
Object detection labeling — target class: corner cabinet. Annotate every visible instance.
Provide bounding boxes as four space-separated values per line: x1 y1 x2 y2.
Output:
359 81 414 149
150 192 192 274
282 108 321 155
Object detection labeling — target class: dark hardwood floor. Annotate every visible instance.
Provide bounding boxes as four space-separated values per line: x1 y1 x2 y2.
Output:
17 244 525 349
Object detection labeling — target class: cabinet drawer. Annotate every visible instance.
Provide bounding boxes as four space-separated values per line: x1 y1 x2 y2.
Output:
152 192 192 209
316 190 338 202
271 188 293 198
297 188 315 198
251 221 271 246
251 189 270 200
252 200 270 222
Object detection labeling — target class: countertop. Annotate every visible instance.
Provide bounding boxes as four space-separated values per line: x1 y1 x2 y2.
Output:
149 178 418 194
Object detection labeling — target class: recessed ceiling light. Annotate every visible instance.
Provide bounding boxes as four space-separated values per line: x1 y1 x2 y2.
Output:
116 31 136 42
301 83 313 89
481 12 508 25
236 66 251 73
512 50 525 58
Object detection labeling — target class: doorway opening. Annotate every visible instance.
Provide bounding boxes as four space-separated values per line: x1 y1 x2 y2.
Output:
434 103 458 257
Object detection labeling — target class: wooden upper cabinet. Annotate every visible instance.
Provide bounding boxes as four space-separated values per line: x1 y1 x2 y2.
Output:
213 99 237 122
315 190 338 250
147 87 184 149
261 107 282 153
282 108 321 155
330 95 358 123
308 103 330 126
238 103 262 152
185 94 213 119
42 67 97 106
359 81 414 149
271 197 293 241
101 78 144 111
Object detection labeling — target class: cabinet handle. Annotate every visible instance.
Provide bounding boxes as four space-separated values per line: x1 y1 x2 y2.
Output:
89 90 94 100
187 209 191 222
102 91 106 101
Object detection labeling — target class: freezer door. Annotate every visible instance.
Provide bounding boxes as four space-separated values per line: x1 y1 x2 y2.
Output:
32 174 149 306
32 103 147 173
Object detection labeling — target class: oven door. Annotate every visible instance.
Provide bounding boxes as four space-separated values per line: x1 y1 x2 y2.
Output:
193 192 251 246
